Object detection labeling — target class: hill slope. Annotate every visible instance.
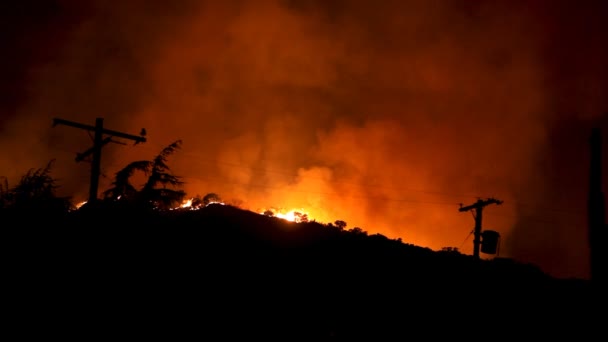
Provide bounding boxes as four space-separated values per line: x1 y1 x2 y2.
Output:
4 203 599 338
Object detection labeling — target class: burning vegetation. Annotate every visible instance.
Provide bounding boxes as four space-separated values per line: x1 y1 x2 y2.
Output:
172 195 314 224
64 140 320 224
260 208 310 223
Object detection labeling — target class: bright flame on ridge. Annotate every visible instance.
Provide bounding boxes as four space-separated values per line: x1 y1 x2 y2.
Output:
260 208 311 223
172 197 225 210
180 198 193 208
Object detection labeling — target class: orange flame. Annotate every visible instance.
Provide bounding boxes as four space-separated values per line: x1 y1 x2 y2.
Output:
260 208 311 223
180 198 193 209
172 197 226 210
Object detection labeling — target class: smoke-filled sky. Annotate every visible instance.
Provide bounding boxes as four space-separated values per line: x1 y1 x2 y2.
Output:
1 0 607 279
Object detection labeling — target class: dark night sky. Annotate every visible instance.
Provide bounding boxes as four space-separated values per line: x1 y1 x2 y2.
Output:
1 0 607 279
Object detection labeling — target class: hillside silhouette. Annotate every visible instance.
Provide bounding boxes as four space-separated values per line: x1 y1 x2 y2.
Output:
4 201 599 339
1 144 601 338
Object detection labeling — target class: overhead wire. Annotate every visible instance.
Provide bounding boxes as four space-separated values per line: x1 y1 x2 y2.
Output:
458 230 474 249
135 141 484 199
42 138 589 219
180 173 461 206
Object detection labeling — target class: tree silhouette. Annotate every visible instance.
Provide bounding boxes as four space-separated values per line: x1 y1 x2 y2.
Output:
350 227 366 235
0 159 71 212
141 140 186 209
104 140 186 210
190 194 204 208
294 212 309 223
202 193 222 206
334 220 347 231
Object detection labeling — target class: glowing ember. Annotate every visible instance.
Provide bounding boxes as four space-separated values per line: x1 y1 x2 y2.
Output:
75 201 87 209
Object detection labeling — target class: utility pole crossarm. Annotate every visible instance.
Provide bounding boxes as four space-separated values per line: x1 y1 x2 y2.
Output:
459 202 478 212
459 197 503 212
52 117 147 204
53 118 146 143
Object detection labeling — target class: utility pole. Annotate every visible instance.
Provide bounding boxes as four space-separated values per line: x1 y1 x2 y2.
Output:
52 117 146 204
588 127 605 284
459 198 503 259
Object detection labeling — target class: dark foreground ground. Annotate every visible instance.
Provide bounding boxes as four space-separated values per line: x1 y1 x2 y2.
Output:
3 204 602 339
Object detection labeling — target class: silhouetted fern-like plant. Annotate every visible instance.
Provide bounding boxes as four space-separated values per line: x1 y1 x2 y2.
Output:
104 140 186 210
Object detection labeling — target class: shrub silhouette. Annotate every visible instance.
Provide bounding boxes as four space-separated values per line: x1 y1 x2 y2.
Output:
0 159 71 214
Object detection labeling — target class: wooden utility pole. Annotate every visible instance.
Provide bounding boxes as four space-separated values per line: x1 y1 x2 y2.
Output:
459 198 503 259
52 117 146 204
588 127 605 284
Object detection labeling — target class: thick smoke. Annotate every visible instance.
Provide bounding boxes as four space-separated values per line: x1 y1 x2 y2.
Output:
1 0 606 279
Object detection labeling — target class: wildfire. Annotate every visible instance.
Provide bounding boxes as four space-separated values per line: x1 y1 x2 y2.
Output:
84 195 314 224
260 208 311 223
173 197 225 210
173 198 313 223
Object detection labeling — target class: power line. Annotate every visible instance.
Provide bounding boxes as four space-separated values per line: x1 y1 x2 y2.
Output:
46 147 589 219
459 230 474 249
132 142 485 199
180 174 461 206
501 201 585 216
46 140 588 218
180 160 483 199
485 211 582 225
